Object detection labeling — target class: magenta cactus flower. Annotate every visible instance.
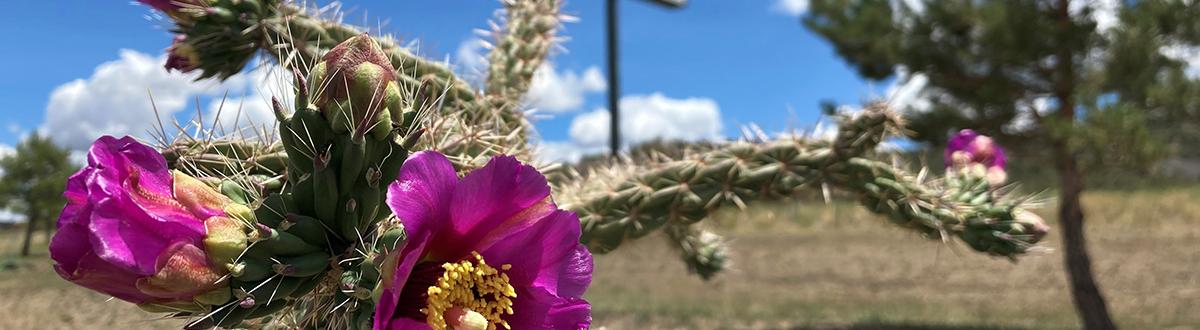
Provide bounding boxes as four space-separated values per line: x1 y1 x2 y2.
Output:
945 129 1008 185
164 35 199 73
375 152 592 330
50 136 246 306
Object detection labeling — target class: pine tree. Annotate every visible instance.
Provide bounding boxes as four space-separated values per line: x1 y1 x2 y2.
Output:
805 0 1198 328
0 134 73 257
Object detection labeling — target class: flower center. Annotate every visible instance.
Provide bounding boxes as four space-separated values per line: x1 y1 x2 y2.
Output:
422 252 516 330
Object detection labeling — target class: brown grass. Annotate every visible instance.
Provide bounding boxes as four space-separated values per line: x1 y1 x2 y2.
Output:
2 186 1198 329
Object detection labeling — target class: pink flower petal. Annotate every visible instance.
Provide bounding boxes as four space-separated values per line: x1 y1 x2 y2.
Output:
544 296 592 330
479 210 586 296
387 151 458 247
380 317 431 330
88 196 174 275
441 156 552 258
556 245 594 298
53 248 155 303
506 286 590 330
381 151 459 319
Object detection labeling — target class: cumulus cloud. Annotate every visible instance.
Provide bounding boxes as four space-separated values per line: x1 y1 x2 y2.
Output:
203 65 294 139
453 36 605 115
40 50 290 150
570 93 722 148
538 93 722 163
41 50 221 150
772 0 809 16
527 64 606 114
0 143 12 178
455 38 490 82
534 141 605 163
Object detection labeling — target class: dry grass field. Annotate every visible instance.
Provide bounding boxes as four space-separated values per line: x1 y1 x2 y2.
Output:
1 186 1197 329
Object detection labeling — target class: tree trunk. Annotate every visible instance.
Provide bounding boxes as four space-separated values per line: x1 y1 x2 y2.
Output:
1054 149 1116 330
20 214 35 257
41 207 54 246
1052 1 1116 328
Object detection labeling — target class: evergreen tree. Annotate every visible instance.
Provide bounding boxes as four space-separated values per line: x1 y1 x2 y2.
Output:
0 134 74 256
805 1 1198 328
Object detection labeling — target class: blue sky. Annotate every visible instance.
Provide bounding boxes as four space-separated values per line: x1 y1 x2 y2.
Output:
0 0 901 161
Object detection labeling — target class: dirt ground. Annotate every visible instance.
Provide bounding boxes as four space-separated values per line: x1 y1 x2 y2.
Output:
2 187 1197 329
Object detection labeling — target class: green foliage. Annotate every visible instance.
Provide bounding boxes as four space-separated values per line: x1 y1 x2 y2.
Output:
805 0 1197 171
1045 104 1167 172
0 134 73 227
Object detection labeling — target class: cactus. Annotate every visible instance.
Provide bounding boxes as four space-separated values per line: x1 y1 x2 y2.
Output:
485 0 563 108
40 1 1055 328
162 0 546 170
145 34 424 329
555 106 1047 275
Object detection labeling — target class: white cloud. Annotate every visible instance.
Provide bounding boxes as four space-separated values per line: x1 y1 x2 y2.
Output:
527 64 606 114
0 208 25 224
5 123 21 136
772 0 809 16
203 65 293 140
41 50 221 150
455 38 490 82
0 143 12 177
534 141 605 163
453 36 605 115
569 93 722 148
537 93 722 163
41 50 291 150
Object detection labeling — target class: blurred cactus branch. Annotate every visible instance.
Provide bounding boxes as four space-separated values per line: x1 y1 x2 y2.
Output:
485 0 562 108
559 104 1047 277
662 222 727 280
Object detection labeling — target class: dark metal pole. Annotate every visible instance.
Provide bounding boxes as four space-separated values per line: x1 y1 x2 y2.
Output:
606 0 621 156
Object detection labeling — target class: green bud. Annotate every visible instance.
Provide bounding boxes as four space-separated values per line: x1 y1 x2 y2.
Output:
375 223 407 254
312 34 397 139
204 216 248 267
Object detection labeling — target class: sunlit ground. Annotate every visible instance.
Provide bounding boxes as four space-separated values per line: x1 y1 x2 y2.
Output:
2 186 1198 329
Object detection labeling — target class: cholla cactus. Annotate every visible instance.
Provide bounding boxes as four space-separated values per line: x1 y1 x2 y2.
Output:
44 1 1053 329
555 106 1048 277
154 0 544 170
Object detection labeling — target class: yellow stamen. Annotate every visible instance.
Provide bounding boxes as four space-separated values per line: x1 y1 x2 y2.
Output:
422 252 516 330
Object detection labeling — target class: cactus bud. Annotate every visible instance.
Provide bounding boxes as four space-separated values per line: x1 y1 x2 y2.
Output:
1014 210 1050 242
312 34 397 139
